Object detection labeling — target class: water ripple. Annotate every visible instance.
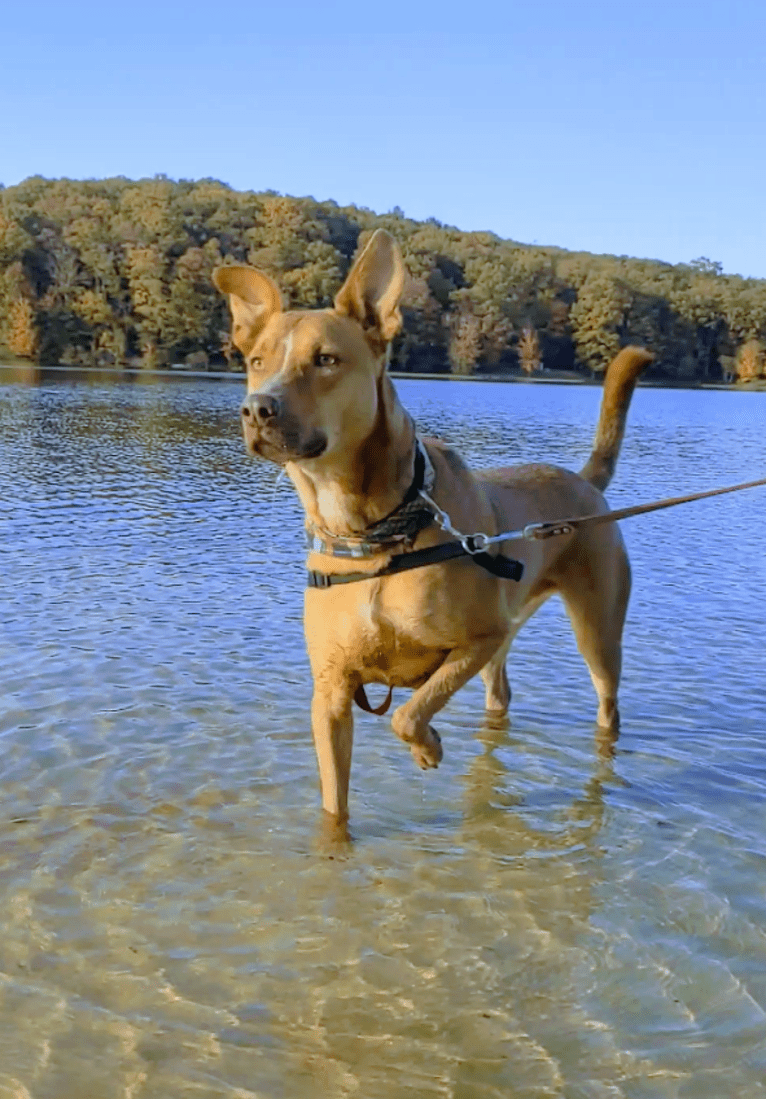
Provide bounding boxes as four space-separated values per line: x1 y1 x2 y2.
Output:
1 369 766 1096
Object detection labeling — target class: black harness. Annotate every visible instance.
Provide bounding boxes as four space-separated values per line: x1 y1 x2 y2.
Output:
307 540 523 588
306 442 524 589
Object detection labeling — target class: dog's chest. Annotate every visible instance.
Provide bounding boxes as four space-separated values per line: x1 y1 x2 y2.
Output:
306 579 447 687
356 605 446 688
306 558 508 687
340 575 482 686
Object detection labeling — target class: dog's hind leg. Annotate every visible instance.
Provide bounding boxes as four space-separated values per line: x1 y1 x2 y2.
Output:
392 636 506 769
558 551 630 731
480 590 552 713
570 618 623 731
481 639 512 713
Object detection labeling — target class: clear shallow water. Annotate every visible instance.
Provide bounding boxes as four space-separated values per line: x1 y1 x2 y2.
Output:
1 364 766 1098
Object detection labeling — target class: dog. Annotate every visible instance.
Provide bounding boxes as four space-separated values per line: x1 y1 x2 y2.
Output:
213 230 652 823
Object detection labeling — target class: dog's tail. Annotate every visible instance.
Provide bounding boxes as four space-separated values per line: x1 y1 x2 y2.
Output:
580 346 654 492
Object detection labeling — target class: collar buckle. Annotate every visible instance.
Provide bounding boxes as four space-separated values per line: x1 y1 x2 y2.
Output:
307 569 333 588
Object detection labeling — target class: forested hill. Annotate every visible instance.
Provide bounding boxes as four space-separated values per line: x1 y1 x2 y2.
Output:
1 175 765 382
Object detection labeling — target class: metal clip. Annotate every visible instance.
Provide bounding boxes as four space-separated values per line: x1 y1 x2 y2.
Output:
523 522 574 541
461 532 490 554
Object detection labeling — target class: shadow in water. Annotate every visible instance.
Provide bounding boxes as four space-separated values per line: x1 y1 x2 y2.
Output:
459 711 620 858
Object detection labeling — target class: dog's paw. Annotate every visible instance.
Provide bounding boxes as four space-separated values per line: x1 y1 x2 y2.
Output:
409 726 443 771
596 700 620 733
392 707 444 769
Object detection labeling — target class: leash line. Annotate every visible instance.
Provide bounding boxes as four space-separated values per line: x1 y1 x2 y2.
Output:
526 475 766 540
307 473 766 590
420 475 766 550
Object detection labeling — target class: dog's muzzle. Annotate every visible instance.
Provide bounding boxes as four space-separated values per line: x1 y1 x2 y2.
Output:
240 392 326 461
242 391 280 426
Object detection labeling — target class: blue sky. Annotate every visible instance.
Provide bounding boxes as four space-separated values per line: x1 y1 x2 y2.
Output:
3 0 765 277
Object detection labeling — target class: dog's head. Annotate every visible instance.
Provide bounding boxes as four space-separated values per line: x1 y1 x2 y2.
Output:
213 230 405 466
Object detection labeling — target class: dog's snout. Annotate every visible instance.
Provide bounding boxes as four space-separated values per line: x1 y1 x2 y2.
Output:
242 393 280 423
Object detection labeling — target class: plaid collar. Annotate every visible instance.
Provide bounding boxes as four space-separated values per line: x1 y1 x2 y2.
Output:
306 438 436 559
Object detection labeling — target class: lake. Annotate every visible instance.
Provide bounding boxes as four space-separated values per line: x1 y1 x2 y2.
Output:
1 364 766 1098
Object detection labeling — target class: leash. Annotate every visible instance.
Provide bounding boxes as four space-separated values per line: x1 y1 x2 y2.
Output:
307 474 766 591
306 423 766 590
346 472 766 717
524 475 766 540
419 474 766 550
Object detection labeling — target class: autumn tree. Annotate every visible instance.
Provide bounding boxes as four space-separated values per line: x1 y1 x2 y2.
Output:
447 301 481 375
6 297 37 358
736 339 765 380
517 324 541 374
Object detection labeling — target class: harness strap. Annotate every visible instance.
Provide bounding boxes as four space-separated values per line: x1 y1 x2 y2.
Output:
353 684 394 715
471 552 526 580
307 541 524 588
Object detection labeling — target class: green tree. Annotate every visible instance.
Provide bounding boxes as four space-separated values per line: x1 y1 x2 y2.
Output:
165 245 220 356
570 272 628 373
245 196 342 307
0 211 31 265
125 245 173 366
2 174 766 382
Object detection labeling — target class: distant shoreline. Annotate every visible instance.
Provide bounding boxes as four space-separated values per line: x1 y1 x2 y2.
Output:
4 178 765 390
390 371 749 392
3 360 764 392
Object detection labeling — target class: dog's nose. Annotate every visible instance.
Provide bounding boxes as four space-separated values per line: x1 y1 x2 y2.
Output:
242 392 280 423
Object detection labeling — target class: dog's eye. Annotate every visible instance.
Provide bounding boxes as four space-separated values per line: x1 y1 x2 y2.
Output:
249 356 264 370
317 353 339 370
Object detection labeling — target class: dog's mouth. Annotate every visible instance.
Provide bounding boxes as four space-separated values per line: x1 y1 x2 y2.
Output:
246 428 327 464
299 435 328 460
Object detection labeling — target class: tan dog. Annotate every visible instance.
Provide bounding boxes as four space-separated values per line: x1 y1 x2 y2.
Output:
214 231 652 823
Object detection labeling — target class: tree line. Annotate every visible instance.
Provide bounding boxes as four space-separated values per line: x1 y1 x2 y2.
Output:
1 175 765 383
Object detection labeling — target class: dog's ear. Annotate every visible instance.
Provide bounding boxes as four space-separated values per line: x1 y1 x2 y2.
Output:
334 230 405 344
212 266 282 355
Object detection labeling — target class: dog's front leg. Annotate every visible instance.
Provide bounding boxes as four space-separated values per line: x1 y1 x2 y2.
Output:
311 681 356 821
391 637 505 770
